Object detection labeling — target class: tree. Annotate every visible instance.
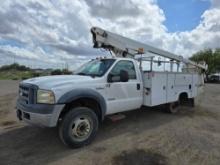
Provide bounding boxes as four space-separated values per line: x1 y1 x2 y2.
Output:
62 69 72 75
51 69 62 75
213 48 220 72
190 48 220 77
51 69 72 75
0 63 30 71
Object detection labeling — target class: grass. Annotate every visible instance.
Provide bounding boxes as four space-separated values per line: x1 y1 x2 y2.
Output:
0 63 72 80
0 70 35 80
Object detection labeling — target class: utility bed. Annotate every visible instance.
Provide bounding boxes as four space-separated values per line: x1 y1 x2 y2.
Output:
142 71 202 106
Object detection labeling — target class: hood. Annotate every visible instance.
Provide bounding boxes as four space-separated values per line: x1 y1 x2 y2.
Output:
22 75 98 89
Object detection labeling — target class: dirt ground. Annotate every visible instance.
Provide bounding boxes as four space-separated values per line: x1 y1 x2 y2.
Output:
0 81 220 165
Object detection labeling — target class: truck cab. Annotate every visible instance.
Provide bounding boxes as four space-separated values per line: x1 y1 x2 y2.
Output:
16 57 144 148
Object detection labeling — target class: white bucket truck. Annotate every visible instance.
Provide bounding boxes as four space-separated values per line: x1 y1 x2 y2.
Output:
16 27 206 148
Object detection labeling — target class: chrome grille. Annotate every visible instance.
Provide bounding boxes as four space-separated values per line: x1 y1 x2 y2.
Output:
19 84 36 104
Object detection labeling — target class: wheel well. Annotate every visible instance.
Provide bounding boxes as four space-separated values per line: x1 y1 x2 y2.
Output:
59 97 102 122
179 92 188 104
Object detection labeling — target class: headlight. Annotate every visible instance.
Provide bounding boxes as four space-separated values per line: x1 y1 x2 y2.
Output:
37 89 55 104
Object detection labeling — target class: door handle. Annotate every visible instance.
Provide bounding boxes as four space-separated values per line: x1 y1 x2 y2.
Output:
137 83 140 90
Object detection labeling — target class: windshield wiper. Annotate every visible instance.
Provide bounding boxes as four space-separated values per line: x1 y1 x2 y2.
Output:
76 72 97 78
88 74 99 78
76 72 86 75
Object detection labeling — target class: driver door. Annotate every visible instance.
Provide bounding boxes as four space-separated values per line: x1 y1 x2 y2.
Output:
105 60 142 115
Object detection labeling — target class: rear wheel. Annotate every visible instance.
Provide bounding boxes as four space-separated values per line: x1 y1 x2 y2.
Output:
59 107 98 148
166 102 180 113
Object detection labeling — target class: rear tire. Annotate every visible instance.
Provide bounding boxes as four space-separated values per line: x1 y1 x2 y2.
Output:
59 107 98 148
166 102 180 113
189 98 195 107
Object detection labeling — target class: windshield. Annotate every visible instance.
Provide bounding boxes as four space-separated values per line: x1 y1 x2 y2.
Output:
75 59 115 77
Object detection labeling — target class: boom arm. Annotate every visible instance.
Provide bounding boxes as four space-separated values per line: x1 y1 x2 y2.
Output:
91 27 207 70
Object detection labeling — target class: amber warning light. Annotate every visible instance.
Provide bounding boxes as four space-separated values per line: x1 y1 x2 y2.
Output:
138 48 144 54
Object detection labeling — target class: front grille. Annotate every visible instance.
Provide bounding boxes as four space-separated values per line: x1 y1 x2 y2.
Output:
19 84 36 104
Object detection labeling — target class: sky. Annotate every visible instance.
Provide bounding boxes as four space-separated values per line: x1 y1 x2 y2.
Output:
0 0 220 70
158 0 211 32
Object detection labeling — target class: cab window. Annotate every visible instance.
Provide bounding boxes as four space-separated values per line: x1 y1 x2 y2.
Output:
110 60 136 79
75 59 115 77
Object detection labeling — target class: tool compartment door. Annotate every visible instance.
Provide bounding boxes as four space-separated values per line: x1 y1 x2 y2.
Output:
175 74 193 98
166 73 176 102
151 72 167 106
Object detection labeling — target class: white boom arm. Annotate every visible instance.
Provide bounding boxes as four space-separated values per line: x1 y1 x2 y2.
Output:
91 27 207 70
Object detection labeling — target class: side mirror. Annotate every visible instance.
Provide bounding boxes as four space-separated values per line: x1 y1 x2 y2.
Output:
107 70 129 83
120 70 129 82
107 74 120 82
107 74 113 83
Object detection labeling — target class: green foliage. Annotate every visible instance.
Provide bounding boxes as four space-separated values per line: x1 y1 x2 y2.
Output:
0 62 72 79
51 69 62 75
0 70 34 80
0 63 30 71
62 69 72 75
0 63 33 80
190 48 220 75
31 72 40 77
51 69 72 75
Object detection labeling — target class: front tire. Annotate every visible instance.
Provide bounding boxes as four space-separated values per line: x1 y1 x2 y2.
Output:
59 107 98 148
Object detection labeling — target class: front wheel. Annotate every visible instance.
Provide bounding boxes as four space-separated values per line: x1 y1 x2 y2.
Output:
59 107 98 148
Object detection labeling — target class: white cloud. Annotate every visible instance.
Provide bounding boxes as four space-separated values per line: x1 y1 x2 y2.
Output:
211 0 220 8
0 0 219 69
168 7 220 56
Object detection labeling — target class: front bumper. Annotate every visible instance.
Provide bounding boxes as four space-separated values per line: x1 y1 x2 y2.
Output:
16 101 65 127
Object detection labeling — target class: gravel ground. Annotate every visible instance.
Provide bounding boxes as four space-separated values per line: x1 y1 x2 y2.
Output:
0 80 20 96
0 81 220 165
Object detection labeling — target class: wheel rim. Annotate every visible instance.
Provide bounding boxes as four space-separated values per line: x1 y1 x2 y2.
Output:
70 115 93 142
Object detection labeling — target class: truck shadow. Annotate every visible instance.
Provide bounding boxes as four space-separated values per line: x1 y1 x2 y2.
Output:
0 107 187 165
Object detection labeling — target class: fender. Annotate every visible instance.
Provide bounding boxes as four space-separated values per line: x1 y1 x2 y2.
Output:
57 88 106 120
